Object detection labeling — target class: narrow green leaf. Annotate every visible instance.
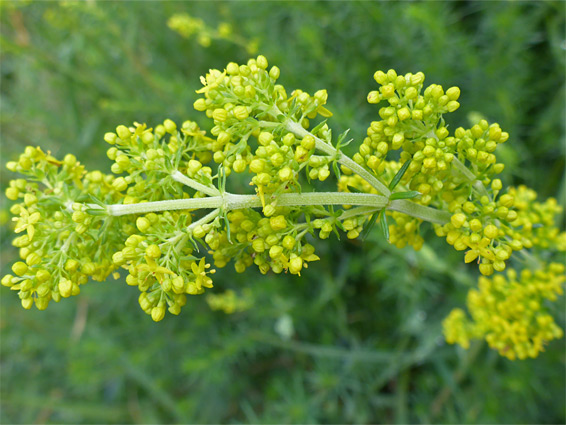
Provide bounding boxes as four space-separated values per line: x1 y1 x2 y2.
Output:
88 194 106 207
85 208 108 216
361 210 381 240
223 212 232 243
380 210 390 242
332 161 341 180
336 128 351 149
311 119 327 134
390 190 421 200
346 185 363 194
389 159 412 190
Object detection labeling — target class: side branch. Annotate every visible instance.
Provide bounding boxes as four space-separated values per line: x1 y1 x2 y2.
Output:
388 199 451 224
171 170 220 197
284 120 392 197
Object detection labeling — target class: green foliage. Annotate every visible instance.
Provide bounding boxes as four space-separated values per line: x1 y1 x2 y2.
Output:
1 2 564 424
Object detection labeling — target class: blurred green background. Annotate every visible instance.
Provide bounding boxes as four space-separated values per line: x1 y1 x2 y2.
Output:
0 1 564 423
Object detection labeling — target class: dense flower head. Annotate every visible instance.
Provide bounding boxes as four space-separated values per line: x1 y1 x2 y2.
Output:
2 57 564 358
444 263 565 360
3 147 125 310
206 289 253 314
168 12 258 53
103 120 217 202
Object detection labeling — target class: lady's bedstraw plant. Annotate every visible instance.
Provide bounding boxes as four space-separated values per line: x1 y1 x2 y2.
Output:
3 56 565 361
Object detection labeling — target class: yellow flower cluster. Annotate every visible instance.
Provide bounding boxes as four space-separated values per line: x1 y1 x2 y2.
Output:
444 263 565 360
3 148 124 310
206 289 253 314
2 57 564 356
168 13 258 53
507 185 566 251
193 55 332 214
110 209 217 321
435 183 565 276
209 209 320 275
103 120 216 203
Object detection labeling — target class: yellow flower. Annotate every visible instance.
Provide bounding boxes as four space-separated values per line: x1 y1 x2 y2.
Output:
13 208 41 240
136 256 174 284
191 257 213 290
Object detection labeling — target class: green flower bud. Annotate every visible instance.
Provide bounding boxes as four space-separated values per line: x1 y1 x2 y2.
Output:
146 244 161 258
112 177 128 192
233 158 247 173
367 91 380 104
252 238 265 253
259 132 274 146
256 55 268 69
194 98 207 111
59 278 72 298
233 106 249 121
116 125 131 140
212 108 228 122
269 215 287 231
5 187 19 201
12 262 28 277
151 305 166 322
484 224 499 239
269 66 280 79
164 119 177 134
289 256 303 275
451 213 466 228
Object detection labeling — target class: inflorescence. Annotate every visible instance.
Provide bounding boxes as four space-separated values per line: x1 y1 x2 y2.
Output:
3 56 564 359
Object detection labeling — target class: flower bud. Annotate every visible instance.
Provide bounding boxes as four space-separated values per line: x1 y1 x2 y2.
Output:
116 125 131 140
151 306 166 322
212 108 228 122
256 55 268 69
194 98 207 111
289 256 303 275
164 119 177 134
259 132 274 146
269 66 280 79
59 279 72 298
12 262 28 277
450 213 466 229
146 244 161 258
269 215 287 231
233 106 249 121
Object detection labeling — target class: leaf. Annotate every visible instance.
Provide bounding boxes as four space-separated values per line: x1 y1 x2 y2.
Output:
88 194 106 207
332 161 341 180
311 119 327 134
85 207 108 216
380 210 390 242
389 159 412 190
390 191 421 200
222 211 232 243
335 128 351 149
346 185 363 194
361 210 381 240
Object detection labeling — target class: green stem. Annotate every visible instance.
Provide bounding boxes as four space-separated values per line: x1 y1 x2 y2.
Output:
284 120 392 197
187 209 220 231
107 192 389 216
452 157 476 182
452 157 489 197
171 170 220 197
388 200 452 224
103 190 451 225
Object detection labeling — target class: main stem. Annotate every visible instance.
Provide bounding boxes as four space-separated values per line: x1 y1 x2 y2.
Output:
104 190 450 225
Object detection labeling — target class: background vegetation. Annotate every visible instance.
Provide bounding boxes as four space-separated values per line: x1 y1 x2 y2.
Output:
1 1 564 423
